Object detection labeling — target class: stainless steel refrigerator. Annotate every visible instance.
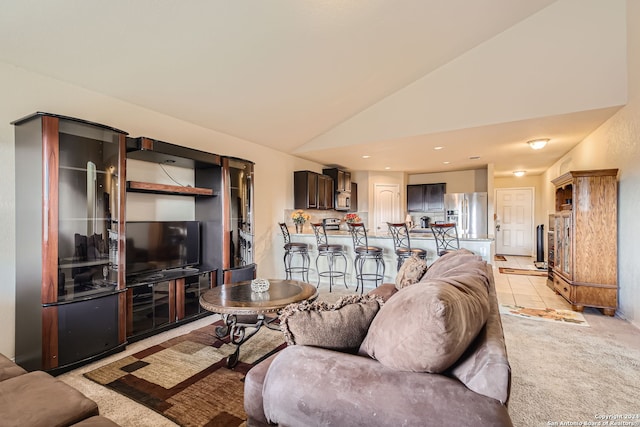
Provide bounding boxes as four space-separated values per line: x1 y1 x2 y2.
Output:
444 192 488 237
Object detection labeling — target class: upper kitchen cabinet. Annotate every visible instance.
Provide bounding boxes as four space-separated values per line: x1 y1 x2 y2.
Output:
317 174 334 210
323 168 351 192
323 168 352 211
407 183 446 212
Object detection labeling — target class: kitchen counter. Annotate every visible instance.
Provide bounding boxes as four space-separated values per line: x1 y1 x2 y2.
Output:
280 226 495 289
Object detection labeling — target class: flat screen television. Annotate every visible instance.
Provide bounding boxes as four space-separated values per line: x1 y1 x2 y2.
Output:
126 221 200 277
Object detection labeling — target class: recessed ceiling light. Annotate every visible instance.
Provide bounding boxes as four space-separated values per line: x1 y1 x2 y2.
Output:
443 161 450 165
513 170 526 177
434 146 443 150
362 155 371 159
384 166 391 170
527 139 549 150
469 156 480 160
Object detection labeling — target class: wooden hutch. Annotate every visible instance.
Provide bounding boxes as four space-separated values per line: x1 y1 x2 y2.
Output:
551 169 618 316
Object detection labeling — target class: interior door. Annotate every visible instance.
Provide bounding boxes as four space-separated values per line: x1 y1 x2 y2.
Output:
374 184 400 233
495 188 534 256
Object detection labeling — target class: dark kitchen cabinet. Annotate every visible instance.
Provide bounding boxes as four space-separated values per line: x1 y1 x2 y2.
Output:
323 168 351 192
407 183 446 212
294 171 319 209
318 174 334 210
349 182 358 212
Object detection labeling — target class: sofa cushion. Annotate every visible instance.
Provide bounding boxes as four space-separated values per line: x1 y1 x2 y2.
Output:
72 416 122 427
0 353 27 381
395 254 428 290
280 295 383 352
422 248 480 281
359 257 490 373
0 370 99 427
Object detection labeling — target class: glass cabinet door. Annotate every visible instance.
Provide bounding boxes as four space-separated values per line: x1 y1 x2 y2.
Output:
227 158 254 268
57 119 122 301
561 213 572 277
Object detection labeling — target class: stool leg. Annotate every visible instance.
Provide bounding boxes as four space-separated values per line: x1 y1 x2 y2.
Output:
338 252 348 289
283 250 291 280
302 250 310 282
327 252 334 292
315 254 322 288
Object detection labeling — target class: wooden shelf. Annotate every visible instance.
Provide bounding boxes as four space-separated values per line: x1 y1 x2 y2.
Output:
126 181 216 197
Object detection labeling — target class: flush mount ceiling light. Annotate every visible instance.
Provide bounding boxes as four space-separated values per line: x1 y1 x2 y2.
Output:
513 171 526 177
362 155 371 159
527 139 549 150
434 146 443 150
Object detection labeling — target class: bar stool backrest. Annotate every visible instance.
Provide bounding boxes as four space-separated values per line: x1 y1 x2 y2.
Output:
430 223 460 255
387 222 412 251
311 222 329 247
278 222 291 245
348 222 369 249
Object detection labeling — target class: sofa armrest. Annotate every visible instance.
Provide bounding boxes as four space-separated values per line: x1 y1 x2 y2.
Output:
260 346 513 427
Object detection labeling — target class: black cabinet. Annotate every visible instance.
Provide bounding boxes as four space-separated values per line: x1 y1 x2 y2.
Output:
318 174 334 210
323 168 351 192
294 171 319 209
294 170 334 210
407 183 446 212
349 182 358 212
127 281 173 339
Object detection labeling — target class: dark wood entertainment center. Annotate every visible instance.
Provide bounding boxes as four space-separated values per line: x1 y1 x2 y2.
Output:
13 112 255 373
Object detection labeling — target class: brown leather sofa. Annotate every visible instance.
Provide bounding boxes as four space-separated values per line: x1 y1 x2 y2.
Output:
245 250 513 426
0 353 119 427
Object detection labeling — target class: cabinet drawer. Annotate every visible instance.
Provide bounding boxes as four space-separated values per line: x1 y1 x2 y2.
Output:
554 275 573 302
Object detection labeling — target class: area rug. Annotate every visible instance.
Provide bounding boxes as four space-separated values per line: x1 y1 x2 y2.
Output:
498 267 548 277
84 320 286 427
500 304 588 326
494 255 507 261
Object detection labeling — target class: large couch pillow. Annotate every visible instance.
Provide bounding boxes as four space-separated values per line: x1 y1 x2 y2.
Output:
422 248 481 281
359 258 490 373
280 295 383 352
395 254 428 290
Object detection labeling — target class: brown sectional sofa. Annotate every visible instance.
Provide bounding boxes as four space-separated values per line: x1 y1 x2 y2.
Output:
245 250 513 426
0 353 119 427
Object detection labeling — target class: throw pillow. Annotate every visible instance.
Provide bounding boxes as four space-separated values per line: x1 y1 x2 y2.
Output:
395 254 428 290
359 258 490 373
280 295 383 352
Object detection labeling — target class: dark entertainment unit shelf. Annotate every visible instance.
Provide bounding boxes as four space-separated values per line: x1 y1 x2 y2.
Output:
126 180 217 197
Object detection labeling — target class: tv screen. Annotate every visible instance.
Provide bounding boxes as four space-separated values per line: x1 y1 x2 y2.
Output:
126 221 200 276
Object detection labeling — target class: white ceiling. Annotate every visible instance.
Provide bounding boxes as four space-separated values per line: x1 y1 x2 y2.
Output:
0 0 627 177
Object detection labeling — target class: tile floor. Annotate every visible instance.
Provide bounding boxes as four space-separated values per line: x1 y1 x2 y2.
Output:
492 255 571 310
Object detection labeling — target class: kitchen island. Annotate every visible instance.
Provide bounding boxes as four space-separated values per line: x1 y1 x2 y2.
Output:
279 227 494 291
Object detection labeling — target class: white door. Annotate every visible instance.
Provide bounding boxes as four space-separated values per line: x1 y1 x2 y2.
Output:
374 184 400 234
495 188 534 256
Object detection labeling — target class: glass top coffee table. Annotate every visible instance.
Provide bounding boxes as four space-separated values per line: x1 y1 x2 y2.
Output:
200 279 317 367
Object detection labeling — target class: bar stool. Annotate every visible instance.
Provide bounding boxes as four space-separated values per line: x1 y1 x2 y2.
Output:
347 222 385 294
278 222 310 282
310 223 348 292
387 222 427 271
430 223 460 257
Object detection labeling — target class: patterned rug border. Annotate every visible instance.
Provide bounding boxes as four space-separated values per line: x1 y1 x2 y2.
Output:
83 320 286 426
498 267 548 277
499 304 589 326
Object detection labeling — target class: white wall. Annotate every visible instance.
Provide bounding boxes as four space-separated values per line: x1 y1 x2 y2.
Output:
540 0 640 326
0 62 323 358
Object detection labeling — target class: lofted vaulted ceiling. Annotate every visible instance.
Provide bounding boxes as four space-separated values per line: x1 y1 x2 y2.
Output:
0 0 627 176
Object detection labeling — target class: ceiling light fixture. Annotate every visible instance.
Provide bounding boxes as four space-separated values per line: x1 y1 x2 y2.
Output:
469 156 480 160
527 139 549 150
362 155 371 159
384 166 391 170
434 146 443 150
443 161 450 165
513 171 526 177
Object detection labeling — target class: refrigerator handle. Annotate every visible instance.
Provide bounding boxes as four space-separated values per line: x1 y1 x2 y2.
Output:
462 197 467 233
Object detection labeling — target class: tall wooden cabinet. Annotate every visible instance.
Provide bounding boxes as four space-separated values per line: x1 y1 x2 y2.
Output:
14 112 128 372
551 169 618 316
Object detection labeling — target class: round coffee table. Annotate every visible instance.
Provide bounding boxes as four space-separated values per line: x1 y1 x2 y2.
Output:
200 279 317 367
